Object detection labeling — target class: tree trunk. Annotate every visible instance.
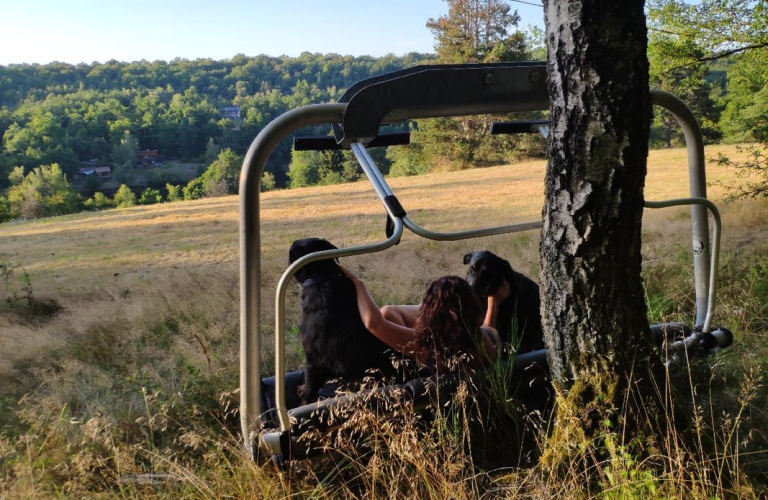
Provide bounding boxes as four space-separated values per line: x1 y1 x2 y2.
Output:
540 0 655 431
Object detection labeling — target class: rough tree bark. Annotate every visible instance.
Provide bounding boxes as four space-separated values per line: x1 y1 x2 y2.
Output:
540 0 656 432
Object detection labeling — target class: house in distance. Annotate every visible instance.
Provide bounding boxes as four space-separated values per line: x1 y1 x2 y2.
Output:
137 150 160 167
75 165 112 179
220 106 241 120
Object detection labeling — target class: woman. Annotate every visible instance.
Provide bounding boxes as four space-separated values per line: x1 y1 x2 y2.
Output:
340 267 510 369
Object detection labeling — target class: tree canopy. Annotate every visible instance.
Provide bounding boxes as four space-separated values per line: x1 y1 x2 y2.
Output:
0 53 434 190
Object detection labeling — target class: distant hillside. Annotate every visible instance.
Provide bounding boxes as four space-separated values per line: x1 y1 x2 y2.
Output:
0 53 435 188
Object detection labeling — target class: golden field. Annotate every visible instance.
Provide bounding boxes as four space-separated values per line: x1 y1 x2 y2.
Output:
1 144 767 498
0 144 764 379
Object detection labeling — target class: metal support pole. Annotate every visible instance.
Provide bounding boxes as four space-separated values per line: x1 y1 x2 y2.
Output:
645 198 721 333
239 103 345 458
650 90 711 326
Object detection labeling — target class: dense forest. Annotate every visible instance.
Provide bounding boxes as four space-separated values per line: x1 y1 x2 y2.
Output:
0 0 765 222
0 52 434 190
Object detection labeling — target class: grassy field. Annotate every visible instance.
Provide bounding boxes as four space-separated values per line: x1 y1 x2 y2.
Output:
1 144 767 498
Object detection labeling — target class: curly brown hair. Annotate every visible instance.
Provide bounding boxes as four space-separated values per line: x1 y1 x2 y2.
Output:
414 276 485 369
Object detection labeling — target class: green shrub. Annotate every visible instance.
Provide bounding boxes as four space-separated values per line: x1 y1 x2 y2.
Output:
113 184 136 208
83 191 115 211
6 164 81 219
183 177 205 200
138 187 162 205
261 172 276 192
166 183 182 202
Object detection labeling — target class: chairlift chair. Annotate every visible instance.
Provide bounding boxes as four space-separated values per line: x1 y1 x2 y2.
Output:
238 62 733 463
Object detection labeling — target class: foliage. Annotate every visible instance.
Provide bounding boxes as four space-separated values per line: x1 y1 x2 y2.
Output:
387 0 543 175
0 195 10 222
715 144 768 199
647 0 767 68
111 130 139 168
83 191 115 210
648 0 768 196
113 184 136 208
261 171 276 191
426 0 527 63
5 163 81 219
7 165 24 186
183 177 205 200
720 48 768 142
112 163 133 184
386 130 430 177
191 148 243 197
138 187 162 205
648 0 767 144
0 53 435 189
287 149 319 188
287 148 361 187
203 137 221 164
166 183 182 202
647 39 723 145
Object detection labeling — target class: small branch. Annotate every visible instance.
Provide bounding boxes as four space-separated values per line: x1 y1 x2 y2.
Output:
697 42 768 63
660 42 768 75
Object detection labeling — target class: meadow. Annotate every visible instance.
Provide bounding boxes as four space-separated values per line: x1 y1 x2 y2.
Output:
1 144 767 498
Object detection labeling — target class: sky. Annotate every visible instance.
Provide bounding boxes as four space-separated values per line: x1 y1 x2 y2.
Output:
0 0 545 65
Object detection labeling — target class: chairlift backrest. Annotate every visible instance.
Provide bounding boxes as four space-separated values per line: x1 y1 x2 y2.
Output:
237 62 718 460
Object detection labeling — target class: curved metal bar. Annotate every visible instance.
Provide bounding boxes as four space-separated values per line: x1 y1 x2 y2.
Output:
403 216 541 240
650 90 710 326
354 142 544 240
644 197 721 333
239 103 345 456
239 85 717 458
273 218 405 432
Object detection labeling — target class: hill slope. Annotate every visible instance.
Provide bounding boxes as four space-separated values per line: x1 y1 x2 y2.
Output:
0 144 763 376
1 144 768 496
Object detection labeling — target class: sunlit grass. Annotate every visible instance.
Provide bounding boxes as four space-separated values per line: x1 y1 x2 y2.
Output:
0 144 766 498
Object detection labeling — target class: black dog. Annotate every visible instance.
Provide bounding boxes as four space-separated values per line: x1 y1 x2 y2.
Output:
289 238 397 404
463 251 544 354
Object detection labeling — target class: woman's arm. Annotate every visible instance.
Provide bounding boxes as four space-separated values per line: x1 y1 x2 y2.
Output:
340 266 420 355
483 279 510 330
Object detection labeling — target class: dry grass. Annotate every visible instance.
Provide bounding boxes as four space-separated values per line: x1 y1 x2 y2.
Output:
0 144 767 498
0 144 754 376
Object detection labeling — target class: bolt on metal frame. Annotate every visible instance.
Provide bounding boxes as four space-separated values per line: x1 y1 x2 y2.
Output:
239 83 718 457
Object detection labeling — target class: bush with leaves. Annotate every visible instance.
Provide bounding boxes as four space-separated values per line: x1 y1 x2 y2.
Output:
138 187 162 205
0 195 11 223
288 150 319 188
183 177 205 200
166 184 181 202
83 192 115 211
6 163 81 219
113 184 136 208
111 130 139 168
261 172 276 191
198 149 242 195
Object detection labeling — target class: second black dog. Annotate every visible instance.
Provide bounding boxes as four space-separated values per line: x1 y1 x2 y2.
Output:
463 250 545 354
290 238 397 404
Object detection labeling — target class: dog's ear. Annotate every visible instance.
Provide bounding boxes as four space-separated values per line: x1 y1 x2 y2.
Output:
315 239 340 263
314 238 338 252
289 238 339 264
463 252 477 265
311 239 340 264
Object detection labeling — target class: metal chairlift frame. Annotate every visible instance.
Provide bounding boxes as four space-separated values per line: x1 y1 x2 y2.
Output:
238 63 722 460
